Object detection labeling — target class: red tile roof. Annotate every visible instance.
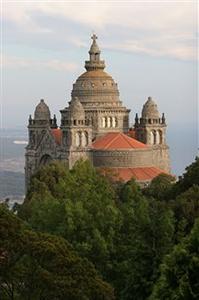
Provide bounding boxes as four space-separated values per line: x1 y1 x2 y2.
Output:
51 128 62 145
92 132 147 150
99 167 166 182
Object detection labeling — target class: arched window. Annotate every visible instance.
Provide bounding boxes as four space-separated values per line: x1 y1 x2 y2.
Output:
159 130 163 144
40 154 52 166
107 117 111 128
112 117 116 128
76 132 81 147
154 130 157 144
102 117 106 128
150 130 156 144
82 131 88 147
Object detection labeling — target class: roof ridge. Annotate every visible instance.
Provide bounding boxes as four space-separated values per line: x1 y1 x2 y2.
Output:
104 133 120 149
122 132 139 148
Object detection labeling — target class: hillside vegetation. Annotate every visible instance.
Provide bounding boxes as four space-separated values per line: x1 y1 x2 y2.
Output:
1 157 199 300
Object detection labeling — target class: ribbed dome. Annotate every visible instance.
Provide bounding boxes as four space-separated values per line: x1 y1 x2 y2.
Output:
71 69 120 105
142 97 160 119
34 99 51 120
69 97 85 120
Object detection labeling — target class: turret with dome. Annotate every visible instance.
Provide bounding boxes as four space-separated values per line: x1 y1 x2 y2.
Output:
25 34 170 191
135 96 167 146
34 99 51 121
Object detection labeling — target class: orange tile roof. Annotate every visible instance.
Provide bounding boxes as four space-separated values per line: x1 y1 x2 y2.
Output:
92 132 147 150
51 128 62 145
99 167 166 182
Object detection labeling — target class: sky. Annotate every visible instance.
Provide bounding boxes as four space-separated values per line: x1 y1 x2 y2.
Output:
1 0 198 176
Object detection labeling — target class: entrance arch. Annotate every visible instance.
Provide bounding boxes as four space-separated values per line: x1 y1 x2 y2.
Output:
40 154 52 166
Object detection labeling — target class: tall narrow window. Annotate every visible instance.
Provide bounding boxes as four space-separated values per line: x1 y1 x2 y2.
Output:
76 132 81 147
112 117 116 128
150 130 156 144
102 117 106 128
159 130 163 144
107 117 111 128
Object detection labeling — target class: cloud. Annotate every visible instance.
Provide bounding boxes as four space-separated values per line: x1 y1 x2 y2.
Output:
104 35 197 61
1 55 78 72
3 1 197 61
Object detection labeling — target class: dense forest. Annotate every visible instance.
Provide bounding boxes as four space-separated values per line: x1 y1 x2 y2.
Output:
0 157 199 300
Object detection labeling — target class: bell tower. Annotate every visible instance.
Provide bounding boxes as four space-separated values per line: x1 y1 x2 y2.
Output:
135 97 167 145
134 97 170 172
27 99 57 149
25 99 57 190
60 97 92 168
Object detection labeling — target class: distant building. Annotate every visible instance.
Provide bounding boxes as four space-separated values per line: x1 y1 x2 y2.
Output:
25 34 170 190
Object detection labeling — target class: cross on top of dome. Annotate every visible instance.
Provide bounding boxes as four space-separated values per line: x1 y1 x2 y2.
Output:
91 33 98 41
85 34 105 71
89 33 100 55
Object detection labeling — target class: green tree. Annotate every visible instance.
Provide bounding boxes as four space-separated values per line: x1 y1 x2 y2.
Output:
171 185 199 241
113 180 174 300
172 156 199 196
0 204 115 300
143 173 175 201
19 160 121 279
150 218 199 300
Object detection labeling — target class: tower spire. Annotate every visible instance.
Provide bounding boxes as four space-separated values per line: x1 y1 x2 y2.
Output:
85 34 105 71
91 33 98 42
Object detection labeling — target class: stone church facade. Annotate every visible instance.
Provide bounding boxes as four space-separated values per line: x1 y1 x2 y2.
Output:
25 34 170 190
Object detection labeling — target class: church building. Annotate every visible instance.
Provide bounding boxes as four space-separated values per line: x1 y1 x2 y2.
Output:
25 34 170 190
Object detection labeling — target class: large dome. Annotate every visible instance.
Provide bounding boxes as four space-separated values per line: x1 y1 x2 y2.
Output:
72 69 120 105
142 97 160 119
71 35 120 106
34 99 51 120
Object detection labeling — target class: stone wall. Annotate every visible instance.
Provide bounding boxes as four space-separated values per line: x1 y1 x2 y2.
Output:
152 145 170 173
69 149 93 169
93 148 153 168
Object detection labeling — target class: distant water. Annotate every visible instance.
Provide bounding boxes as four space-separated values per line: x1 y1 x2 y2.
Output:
0 128 27 199
167 123 198 177
0 128 27 173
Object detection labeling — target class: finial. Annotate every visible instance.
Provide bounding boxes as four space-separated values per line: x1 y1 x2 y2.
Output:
91 33 98 42
162 113 166 124
85 33 105 71
135 113 139 124
29 114 32 125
